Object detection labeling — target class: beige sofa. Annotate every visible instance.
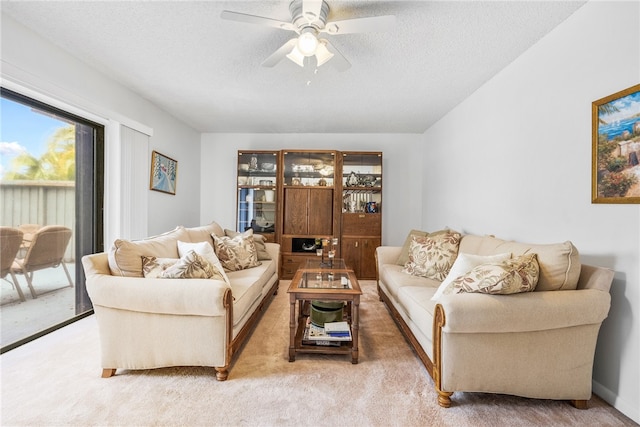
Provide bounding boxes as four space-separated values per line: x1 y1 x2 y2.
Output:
82 222 279 381
376 231 614 408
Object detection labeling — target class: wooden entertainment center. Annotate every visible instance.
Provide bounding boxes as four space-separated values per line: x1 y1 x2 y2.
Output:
236 150 382 279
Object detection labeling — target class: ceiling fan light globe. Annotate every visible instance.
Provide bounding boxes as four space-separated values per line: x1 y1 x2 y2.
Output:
315 41 334 67
286 46 306 67
297 31 319 56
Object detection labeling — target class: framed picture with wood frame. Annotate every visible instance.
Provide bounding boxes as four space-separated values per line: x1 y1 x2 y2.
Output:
592 83 640 204
150 150 178 195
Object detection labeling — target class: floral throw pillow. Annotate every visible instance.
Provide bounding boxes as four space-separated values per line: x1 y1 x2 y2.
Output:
446 253 540 296
224 229 271 260
141 257 179 278
431 252 512 301
160 250 227 280
212 233 261 272
402 231 462 281
177 240 230 285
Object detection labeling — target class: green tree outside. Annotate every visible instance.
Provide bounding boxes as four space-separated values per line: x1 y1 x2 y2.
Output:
3 125 75 181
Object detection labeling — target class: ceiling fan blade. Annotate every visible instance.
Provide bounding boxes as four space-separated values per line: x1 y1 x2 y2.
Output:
302 0 324 23
262 39 299 67
322 39 351 72
321 15 396 35
221 10 296 32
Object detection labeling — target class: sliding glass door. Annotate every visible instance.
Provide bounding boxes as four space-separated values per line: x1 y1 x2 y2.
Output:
0 88 103 352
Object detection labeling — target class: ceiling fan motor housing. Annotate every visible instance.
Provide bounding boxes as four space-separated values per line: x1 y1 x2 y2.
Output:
289 0 329 31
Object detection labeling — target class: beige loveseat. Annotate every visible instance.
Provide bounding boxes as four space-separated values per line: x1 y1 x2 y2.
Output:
376 230 614 408
82 222 279 381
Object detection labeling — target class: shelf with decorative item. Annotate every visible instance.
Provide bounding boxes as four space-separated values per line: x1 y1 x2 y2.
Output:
237 150 279 237
283 150 335 187
343 172 382 189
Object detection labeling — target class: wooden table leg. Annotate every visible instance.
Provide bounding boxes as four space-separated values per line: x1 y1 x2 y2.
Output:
289 295 297 362
351 295 360 364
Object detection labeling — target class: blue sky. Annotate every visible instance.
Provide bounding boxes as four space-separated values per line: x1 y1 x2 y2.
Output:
602 91 640 123
0 97 68 178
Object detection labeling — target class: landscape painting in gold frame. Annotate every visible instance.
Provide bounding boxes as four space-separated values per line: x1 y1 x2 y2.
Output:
592 83 640 204
150 150 178 195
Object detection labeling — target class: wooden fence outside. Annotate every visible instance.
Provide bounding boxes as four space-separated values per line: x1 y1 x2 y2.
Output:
0 180 75 261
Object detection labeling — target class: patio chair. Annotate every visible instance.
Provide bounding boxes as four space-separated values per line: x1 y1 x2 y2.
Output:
0 227 26 302
17 224 41 254
11 225 73 299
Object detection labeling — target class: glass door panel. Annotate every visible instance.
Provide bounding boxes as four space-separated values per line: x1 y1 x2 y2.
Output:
0 89 103 351
237 151 278 241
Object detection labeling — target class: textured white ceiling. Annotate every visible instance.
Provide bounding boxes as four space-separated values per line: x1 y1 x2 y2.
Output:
2 1 586 133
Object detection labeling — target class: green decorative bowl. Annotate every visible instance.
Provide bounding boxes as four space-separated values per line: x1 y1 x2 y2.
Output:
310 300 343 327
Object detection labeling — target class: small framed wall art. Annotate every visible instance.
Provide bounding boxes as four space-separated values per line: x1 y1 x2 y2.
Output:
592 83 640 204
150 150 178 195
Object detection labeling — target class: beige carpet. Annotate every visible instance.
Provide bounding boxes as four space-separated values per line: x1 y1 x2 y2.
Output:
1 280 636 427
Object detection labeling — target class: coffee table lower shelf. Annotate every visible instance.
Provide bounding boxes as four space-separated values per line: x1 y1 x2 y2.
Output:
294 315 354 355
289 302 359 364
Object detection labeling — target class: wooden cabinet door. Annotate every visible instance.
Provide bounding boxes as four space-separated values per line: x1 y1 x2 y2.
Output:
360 237 381 279
342 237 381 279
308 189 333 235
341 237 360 276
283 188 309 235
283 188 333 236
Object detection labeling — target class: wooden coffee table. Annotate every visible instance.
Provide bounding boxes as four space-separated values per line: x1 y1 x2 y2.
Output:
287 258 362 364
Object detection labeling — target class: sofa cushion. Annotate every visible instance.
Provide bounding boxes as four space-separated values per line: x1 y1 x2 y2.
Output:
177 240 230 285
378 263 440 301
141 256 179 278
459 235 580 291
446 253 540 295
108 226 189 277
431 252 512 301
212 232 261 271
227 258 277 327
161 250 227 280
396 285 438 351
224 229 271 260
183 221 224 243
402 230 462 281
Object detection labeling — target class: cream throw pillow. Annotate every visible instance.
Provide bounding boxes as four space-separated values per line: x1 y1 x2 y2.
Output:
445 253 540 296
402 230 462 281
431 252 512 301
108 226 187 277
178 240 230 285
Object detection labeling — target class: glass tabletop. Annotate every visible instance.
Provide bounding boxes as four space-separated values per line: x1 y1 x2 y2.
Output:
299 271 352 289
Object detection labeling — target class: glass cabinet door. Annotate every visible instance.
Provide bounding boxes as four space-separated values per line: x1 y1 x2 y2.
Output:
341 152 382 213
282 150 335 187
237 151 278 239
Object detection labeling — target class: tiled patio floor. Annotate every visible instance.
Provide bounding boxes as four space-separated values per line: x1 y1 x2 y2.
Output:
1 264 76 348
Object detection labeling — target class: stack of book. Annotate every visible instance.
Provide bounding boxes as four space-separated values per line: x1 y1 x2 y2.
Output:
303 320 352 346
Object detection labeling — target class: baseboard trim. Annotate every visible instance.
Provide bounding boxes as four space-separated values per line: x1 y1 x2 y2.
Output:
592 380 639 424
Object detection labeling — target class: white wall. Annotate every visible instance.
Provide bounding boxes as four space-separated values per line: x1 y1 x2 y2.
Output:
200 133 424 245
421 1 639 422
1 14 202 237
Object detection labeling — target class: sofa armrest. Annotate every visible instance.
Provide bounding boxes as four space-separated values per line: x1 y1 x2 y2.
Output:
83 253 230 317
376 246 402 267
577 264 615 292
437 289 611 334
265 242 280 273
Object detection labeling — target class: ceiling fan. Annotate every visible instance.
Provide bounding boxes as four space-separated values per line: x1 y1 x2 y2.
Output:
221 0 396 71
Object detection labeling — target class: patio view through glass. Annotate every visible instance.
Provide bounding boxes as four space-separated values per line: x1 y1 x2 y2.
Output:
1 90 103 351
